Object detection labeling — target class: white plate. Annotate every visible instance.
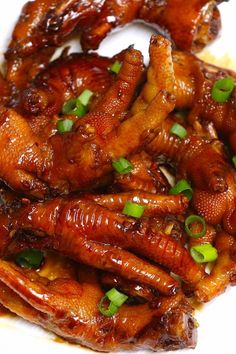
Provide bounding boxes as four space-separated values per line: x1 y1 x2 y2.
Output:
0 1 236 354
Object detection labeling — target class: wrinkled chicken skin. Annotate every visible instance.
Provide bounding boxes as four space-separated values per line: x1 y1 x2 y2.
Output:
19 52 114 116
84 191 188 217
114 152 170 194
0 36 174 197
5 0 58 89
6 0 223 70
147 116 236 233
172 51 236 154
147 116 229 193
0 261 197 351
100 272 159 302
3 197 205 287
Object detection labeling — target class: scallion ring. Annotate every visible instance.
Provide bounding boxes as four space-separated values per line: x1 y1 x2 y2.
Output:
98 296 119 317
61 98 77 115
57 119 73 133
98 288 128 317
122 202 145 218
78 89 93 106
112 157 133 174
184 215 206 238
169 179 193 199
110 61 122 74
190 244 218 263
211 77 234 103
106 288 128 307
16 249 44 269
170 123 187 139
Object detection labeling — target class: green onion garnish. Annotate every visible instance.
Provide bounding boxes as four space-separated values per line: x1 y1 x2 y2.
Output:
122 202 145 218
170 123 187 139
62 98 77 115
184 215 206 238
110 61 122 74
112 157 133 174
169 179 193 199
57 119 73 133
190 244 218 263
98 288 128 317
61 89 93 117
70 100 87 117
106 288 128 307
232 156 236 168
212 77 234 103
78 89 93 106
16 249 44 269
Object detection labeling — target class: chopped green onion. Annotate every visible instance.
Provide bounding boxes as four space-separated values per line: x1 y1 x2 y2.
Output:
61 90 93 117
98 296 119 317
170 123 187 139
112 157 133 174
110 60 122 74
122 202 145 218
16 249 44 269
78 89 93 106
169 179 193 199
62 98 77 115
70 100 87 117
232 156 236 168
212 77 234 103
98 288 128 317
185 215 206 238
57 119 73 133
190 244 218 263
106 288 128 307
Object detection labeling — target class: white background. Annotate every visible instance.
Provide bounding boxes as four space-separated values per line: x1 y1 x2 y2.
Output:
0 1 236 354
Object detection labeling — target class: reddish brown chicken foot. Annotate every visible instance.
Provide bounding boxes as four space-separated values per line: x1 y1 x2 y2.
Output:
192 171 236 234
44 36 175 194
147 116 229 193
114 152 170 194
84 191 188 217
6 0 223 59
194 231 236 302
188 68 236 154
5 0 58 89
171 50 236 153
83 0 222 52
6 197 206 286
73 46 144 136
19 52 114 116
0 36 174 197
0 261 197 351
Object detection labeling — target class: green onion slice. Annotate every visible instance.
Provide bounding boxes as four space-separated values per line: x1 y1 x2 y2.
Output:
57 119 73 133
70 100 87 117
211 77 234 103
98 296 119 317
16 249 44 269
98 288 128 317
112 157 133 174
106 288 128 307
62 98 77 115
78 89 93 106
170 123 187 139
169 179 193 199
122 202 145 218
110 61 122 74
190 244 218 263
232 156 236 168
184 215 206 238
